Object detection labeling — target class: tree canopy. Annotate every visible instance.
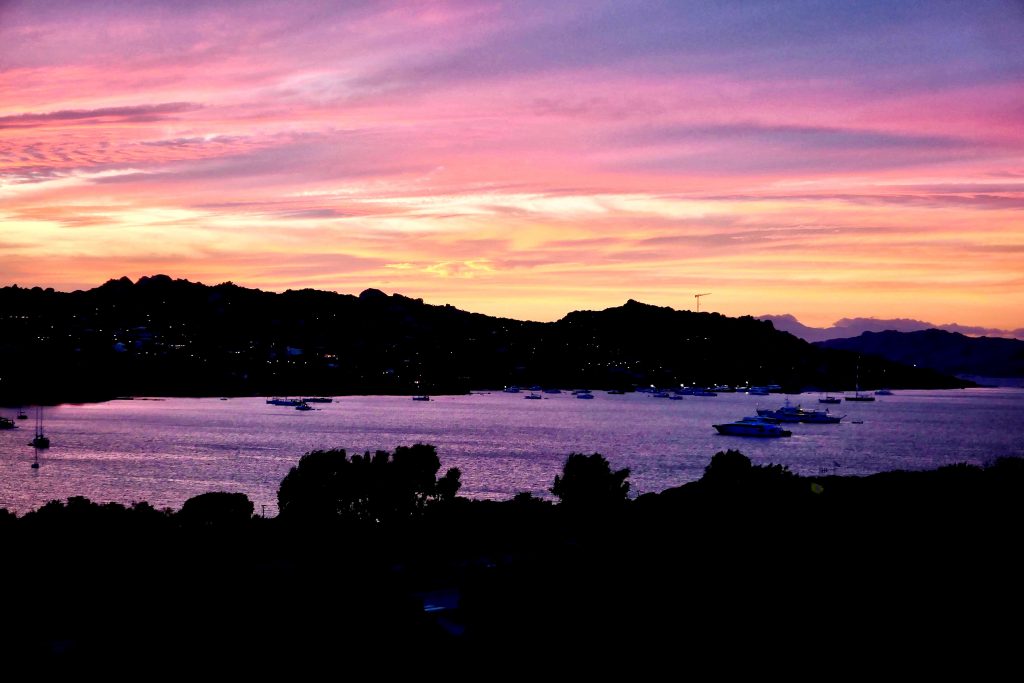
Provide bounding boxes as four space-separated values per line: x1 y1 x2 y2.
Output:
550 452 630 511
277 443 461 523
178 491 254 527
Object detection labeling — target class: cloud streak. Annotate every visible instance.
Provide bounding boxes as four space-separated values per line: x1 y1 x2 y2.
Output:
0 102 201 129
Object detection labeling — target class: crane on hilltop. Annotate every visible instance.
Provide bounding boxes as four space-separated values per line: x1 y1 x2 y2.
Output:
694 292 711 313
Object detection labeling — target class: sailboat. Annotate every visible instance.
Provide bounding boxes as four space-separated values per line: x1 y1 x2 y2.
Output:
846 390 875 402
845 360 875 402
29 406 50 448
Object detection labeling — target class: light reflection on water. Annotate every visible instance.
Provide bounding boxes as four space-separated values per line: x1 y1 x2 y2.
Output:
1 389 1022 515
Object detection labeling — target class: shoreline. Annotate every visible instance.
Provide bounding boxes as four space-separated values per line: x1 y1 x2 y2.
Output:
4 382 1003 409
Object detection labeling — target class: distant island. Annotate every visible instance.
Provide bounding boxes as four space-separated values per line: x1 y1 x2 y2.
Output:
759 313 1024 343
817 329 1024 387
0 275 968 405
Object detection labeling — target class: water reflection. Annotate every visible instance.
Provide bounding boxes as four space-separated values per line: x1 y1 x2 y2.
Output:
1 389 1021 515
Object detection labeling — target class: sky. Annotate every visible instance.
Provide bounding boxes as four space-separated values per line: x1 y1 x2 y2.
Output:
1 0 1023 329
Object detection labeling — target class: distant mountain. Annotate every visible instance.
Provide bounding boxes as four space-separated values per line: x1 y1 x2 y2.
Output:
760 314 1024 343
0 275 967 404
817 329 1024 384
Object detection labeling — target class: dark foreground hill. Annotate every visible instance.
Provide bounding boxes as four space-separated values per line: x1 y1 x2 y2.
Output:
0 275 966 404
0 447 1020 672
818 328 1024 383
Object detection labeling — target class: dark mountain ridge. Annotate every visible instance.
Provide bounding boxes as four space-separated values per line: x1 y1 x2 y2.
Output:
817 329 1024 383
0 275 966 404
761 313 1024 343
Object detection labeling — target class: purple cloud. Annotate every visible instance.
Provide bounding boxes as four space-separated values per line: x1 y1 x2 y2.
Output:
0 102 200 129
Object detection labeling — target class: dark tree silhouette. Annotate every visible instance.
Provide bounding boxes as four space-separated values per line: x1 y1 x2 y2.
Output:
276 443 461 522
435 466 463 504
701 449 799 488
550 452 630 510
178 491 254 527
702 449 753 484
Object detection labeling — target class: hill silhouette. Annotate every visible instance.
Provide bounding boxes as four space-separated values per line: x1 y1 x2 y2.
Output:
0 275 966 404
818 329 1024 383
761 312 1024 343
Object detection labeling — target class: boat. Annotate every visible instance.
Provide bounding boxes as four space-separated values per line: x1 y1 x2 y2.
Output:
874 389 893 396
29 406 50 448
739 415 780 424
819 394 842 404
1 416 16 430
295 402 315 411
524 393 542 400
412 395 431 401
846 361 876 402
543 388 562 394
713 418 792 437
300 397 333 403
16 407 28 420
607 389 626 395
575 391 594 399
503 386 521 393
267 397 302 406
756 398 805 422
691 389 718 397
799 409 845 424
758 399 844 423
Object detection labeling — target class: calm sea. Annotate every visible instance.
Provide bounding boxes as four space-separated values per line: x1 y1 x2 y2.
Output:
2 389 1022 515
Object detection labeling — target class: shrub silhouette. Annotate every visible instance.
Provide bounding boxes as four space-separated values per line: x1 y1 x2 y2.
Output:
701 450 797 486
277 443 461 522
550 452 630 510
178 491 254 527
702 449 753 484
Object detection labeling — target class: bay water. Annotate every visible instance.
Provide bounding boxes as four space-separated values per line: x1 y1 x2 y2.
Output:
2 388 1022 516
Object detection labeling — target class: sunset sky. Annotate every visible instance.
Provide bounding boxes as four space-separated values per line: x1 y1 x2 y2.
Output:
2 0 1022 329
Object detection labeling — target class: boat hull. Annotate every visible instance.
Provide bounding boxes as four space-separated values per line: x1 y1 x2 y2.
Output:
713 423 792 437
